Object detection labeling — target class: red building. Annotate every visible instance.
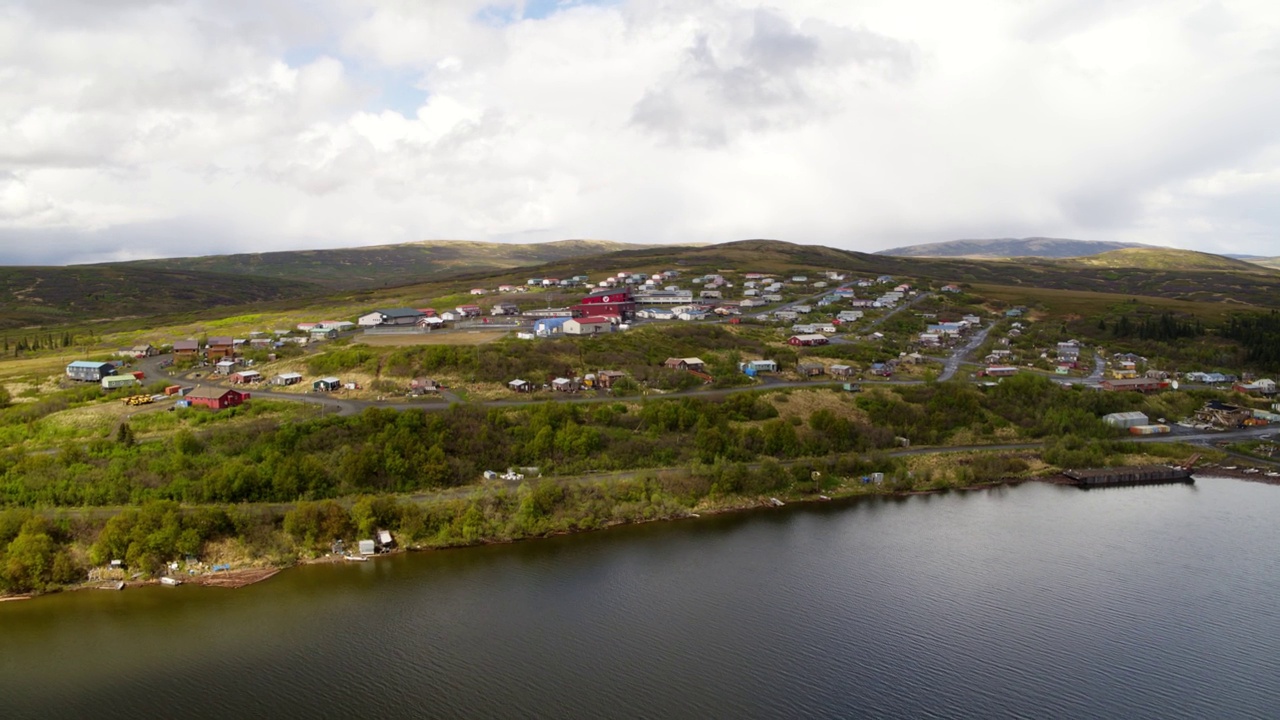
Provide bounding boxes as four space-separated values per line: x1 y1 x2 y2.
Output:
573 289 635 320
186 386 248 410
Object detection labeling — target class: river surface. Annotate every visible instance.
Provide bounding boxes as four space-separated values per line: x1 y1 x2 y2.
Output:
4 477 1280 719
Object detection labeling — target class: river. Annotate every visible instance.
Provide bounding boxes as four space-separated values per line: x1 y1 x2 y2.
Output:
4 476 1280 719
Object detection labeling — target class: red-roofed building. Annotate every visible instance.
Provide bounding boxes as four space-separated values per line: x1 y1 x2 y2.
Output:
572 289 635 320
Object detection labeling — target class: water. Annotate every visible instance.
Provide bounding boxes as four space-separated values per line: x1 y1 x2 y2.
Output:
4 477 1280 719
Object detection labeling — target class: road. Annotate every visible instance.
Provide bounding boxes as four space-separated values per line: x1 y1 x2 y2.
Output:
937 323 994 382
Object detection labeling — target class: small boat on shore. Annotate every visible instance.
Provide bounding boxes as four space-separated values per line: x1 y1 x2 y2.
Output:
344 554 369 562
768 497 785 507
159 576 182 586
97 581 125 591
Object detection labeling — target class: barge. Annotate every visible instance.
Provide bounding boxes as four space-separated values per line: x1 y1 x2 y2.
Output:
1064 465 1195 488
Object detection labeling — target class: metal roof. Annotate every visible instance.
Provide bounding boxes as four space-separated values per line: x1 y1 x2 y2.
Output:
67 360 112 369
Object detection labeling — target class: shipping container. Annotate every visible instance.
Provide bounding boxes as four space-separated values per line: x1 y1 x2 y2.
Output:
1129 424 1171 435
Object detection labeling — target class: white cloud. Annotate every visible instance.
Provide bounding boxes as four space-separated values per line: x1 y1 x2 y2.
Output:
1 0 1280 263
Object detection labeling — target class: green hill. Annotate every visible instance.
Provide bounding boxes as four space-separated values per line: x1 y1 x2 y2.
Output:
0 266 321 330
106 239 658 291
877 237 1146 259
1246 257 1280 269
1061 247 1265 272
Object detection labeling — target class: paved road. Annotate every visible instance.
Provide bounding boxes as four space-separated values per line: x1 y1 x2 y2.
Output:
938 323 994 382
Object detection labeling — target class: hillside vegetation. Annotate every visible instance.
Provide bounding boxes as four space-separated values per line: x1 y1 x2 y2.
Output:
877 237 1145 259
1061 247 1266 272
0 267 321 331
108 239 656 290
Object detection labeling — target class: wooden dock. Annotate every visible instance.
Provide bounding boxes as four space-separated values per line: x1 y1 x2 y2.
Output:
1064 465 1194 488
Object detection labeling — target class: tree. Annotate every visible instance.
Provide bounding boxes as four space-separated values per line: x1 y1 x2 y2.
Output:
116 422 136 446
3 519 57 593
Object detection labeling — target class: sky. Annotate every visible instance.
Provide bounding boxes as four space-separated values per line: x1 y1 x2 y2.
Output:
3 0 1280 265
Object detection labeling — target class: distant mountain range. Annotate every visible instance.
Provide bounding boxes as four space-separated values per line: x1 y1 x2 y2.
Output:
877 237 1147 259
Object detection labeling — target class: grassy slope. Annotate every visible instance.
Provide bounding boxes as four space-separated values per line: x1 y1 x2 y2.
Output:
876 237 1145 259
0 266 322 331
106 239 659 290
1060 247 1266 272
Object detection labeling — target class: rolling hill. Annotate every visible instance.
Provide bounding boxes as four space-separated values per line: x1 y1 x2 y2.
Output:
0 266 322 330
878 237 1147 259
1059 248 1265 272
104 239 658 291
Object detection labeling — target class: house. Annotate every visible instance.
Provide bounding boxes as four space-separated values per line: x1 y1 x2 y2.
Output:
797 361 825 377
66 361 116 382
984 366 1020 377
830 364 856 378
318 320 355 332
1234 379 1277 395
940 284 962 293
563 316 613 335
101 375 139 390
469 288 487 296
1186 371 1229 384
836 310 864 322
206 337 235 358
358 308 422 327
456 304 483 318
663 357 706 372
229 370 261 384
309 327 337 341
497 284 516 293
116 343 156 359
273 373 303 386
597 370 627 389
214 359 237 375
417 316 445 329
186 386 248 410
409 377 440 394
788 334 829 347
491 303 521 316
508 379 533 393
551 377 577 392
173 340 199 359
312 377 341 392
740 359 778 376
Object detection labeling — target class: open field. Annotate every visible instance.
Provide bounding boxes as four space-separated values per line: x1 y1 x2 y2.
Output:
970 283 1255 321
356 330 511 347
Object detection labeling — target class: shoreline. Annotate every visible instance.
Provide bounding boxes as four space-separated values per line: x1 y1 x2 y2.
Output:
4 466 1273 604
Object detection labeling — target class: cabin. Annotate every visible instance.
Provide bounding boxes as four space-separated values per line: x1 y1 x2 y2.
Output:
663 357 706 372
186 386 248 410
551 377 577 392
830 364 856 378
313 377 341 392
741 359 778 376
508 379 533 393
596 370 627 389
172 339 199 359
214 359 237 375
796 361 825 377
229 370 261 384
273 372 303 386
66 361 116 382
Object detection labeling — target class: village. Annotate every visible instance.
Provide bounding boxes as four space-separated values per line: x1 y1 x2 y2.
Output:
52 261 1279 444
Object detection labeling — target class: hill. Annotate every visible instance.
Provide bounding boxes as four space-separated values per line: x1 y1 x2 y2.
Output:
0 266 321 330
105 239 657 291
1245 257 1280 269
878 237 1146 259
1059 248 1265 272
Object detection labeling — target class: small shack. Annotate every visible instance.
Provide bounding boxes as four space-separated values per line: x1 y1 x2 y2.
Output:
313 377 341 392
508 379 532 393
101 375 140 390
830 364 855 378
797 361 825 377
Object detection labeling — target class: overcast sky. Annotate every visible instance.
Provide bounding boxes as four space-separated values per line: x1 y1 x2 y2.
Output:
3 0 1280 264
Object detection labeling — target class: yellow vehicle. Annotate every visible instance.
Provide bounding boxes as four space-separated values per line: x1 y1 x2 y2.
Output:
122 395 154 406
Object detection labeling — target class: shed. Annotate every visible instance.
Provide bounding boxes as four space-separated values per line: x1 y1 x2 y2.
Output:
508 379 532 393
274 372 303 386
1103 411 1150 429
358 539 377 556
102 375 140 390
313 377 341 392
215 359 237 375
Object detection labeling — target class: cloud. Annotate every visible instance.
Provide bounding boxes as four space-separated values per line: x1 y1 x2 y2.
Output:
1 0 1279 264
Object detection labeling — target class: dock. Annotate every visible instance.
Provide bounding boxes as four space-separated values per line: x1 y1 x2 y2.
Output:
1064 465 1194 488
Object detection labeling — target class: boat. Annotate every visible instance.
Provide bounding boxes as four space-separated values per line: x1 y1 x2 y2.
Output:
344 554 369 562
97 581 125 591
159 576 182 586
768 497 785 507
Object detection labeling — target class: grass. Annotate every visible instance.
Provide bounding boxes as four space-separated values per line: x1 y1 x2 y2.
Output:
356 331 510 347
